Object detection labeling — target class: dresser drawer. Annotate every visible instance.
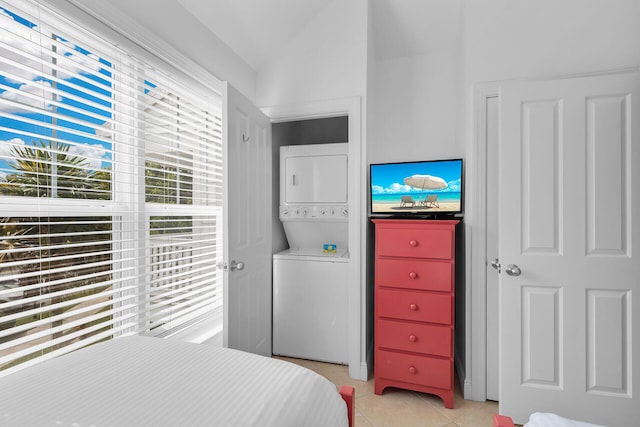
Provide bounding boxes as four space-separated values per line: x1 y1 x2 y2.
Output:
376 259 452 292
377 289 452 324
376 350 452 390
377 319 452 357
376 227 453 259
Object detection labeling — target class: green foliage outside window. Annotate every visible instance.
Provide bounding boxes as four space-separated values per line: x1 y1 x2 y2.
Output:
0 140 111 199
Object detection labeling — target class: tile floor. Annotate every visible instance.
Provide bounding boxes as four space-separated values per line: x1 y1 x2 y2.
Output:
276 356 501 427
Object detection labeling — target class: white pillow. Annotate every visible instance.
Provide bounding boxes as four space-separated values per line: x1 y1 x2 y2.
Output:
525 412 606 427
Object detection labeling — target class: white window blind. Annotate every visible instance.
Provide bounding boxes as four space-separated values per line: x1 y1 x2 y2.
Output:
0 0 223 376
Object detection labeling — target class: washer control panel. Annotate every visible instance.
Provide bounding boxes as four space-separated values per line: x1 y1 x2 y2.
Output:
280 205 348 220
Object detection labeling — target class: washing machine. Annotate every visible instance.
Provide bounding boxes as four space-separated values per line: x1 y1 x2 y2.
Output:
272 143 349 364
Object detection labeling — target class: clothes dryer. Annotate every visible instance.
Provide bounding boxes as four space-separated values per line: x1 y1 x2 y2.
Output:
273 143 350 364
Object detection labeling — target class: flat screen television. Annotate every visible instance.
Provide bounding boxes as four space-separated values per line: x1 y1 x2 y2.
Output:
369 158 463 218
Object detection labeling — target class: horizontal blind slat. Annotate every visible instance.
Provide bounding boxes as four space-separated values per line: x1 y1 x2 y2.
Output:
0 297 138 349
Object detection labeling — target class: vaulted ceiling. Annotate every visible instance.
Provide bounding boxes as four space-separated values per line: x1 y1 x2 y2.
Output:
177 0 462 69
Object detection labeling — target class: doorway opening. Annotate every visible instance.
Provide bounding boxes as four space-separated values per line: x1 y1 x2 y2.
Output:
271 116 349 253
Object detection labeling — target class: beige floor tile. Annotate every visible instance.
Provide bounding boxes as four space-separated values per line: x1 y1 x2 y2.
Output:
412 379 498 427
278 356 500 427
273 355 329 372
450 401 499 427
355 410 376 427
315 361 376 398
357 388 454 427
277 356 376 398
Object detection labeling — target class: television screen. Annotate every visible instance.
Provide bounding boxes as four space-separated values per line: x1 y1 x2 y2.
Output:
369 158 463 217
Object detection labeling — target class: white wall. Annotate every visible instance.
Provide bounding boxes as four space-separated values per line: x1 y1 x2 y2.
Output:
71 0 257 101
369 51 462 164
463 0 640 84
364 0 377 376
255 0 368 108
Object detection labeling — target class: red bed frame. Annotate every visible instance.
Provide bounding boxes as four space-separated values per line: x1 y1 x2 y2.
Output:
339 386 355 427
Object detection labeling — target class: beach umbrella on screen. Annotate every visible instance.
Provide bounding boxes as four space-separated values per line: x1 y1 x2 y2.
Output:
403 174 447 190
403 174 447 205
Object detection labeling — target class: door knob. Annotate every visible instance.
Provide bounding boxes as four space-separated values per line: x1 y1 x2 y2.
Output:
490 258 501 273
230 260 245 271
505 264 521 277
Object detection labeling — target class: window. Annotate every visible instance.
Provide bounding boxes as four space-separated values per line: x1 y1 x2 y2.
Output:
0 0 223 375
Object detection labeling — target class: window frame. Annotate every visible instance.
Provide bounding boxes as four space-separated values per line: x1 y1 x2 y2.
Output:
0 0 224 375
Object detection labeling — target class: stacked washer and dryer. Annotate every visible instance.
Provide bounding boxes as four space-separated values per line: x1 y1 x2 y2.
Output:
272 143 349 364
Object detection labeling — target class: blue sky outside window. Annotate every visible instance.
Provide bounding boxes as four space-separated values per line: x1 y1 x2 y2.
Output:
0 6 113 196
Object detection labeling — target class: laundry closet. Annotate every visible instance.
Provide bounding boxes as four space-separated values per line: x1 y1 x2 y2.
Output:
271 116 350 364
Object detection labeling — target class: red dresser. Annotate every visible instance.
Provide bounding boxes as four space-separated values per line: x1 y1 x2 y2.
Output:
373 219 458 408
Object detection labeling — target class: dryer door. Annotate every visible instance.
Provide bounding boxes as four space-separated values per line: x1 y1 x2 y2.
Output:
284 154 347 204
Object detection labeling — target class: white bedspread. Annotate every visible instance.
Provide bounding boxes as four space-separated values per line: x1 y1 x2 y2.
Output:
525 412 606 427
0 336 348 427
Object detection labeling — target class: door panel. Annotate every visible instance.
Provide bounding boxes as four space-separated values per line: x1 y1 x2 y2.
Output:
223 84 272 356
520 99 561 254
587 289 629 393
586 94 629 255
499 72 639 426
521 286 560 387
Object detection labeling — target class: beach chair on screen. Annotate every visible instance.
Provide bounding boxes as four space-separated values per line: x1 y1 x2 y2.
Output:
400 195 415 208
421 194 439 208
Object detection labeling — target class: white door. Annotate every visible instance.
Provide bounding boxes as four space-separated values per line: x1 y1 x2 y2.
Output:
499 72 639 426
223 83 272 356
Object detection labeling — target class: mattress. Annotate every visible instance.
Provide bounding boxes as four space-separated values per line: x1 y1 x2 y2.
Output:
0 335 349 427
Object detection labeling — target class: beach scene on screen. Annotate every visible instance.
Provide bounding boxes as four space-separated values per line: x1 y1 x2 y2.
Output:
371 160 462 213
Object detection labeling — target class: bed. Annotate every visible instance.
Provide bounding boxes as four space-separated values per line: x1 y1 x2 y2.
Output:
0 335 354 427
